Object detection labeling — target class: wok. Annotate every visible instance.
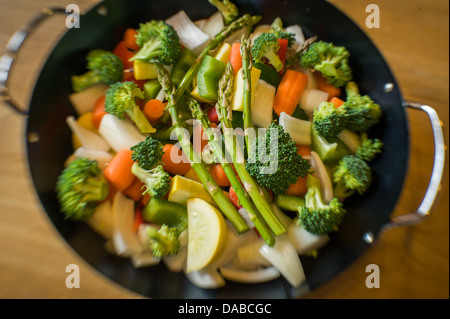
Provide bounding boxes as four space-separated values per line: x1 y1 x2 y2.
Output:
0 0 445 299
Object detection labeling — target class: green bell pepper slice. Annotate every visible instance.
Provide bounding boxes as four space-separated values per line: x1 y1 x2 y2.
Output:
197 55 227 102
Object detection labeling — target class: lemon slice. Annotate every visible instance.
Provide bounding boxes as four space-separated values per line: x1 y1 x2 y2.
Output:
186 198 228 273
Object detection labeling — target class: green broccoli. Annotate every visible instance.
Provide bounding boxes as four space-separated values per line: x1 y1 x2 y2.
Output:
56 158 109 221
313 101 346 140
246 123 311 195
251 32 284 72
105 81 155 134
208 0 240 25
355 133 384 162
146 224 181 258
71 50 124 92
131 136 164 170
131 163 171 199
270 17 296 47
341 81 383 132
333 155 372 195
300 40 353 88
297 175 347 235
130 20 181 65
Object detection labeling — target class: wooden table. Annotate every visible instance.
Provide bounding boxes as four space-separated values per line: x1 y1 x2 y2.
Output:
0 0 448 299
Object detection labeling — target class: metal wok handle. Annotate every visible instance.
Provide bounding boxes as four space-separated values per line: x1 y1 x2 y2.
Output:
0 7 69 116
383 102 446 230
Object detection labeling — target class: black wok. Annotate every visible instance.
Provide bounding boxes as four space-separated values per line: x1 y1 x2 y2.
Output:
1 0 445 299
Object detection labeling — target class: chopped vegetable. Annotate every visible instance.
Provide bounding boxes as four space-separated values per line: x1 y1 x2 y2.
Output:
246 123 311 195
208 0 239 25
131 20 181 65
130 136 164 170
279 112 312 146
146 224 181 258
251 32 284 72
166 10 210 55
104 81 156 134
228 42 242 74
186 198 228 273
333 154 372 195
197 55 227 101
341 81 383 132
273 70 308 116
142 197 188 232
103 149 136 192
251 80 275 128
56 158 109 221
297 175 347 235
300 40 353 88
132 163 171 199
313 101 346 140
98 114 146 153
71 50 124 92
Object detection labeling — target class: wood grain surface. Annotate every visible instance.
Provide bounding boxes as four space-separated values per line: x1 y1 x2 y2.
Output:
0 0 448 299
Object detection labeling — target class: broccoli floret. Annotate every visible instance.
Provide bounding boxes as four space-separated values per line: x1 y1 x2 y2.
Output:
333 155 372 195
56 158 109 221
105 81 155 134
251 32 284 72
130 20 181 65
208 0 240 25
300 40 353 88
270 17 296 47
246 123 311 195
313 101 346 140
146 224 181 258
131 136 164 170
71 50 124 92
355 133 384 162
131 163 171 199
341 82 383 132
297 175 347 235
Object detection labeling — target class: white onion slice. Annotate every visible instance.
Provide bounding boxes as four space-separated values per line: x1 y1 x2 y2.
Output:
259 234 306 288
66 116 110 152
287 222 330 255
111 192 142 257
185 267 225 289
98 114 146 153
219 265 280 284
310 151 334 203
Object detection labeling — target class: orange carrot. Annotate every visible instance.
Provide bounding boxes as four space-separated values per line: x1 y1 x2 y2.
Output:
162 144 191 176
92 95 108 129
273 70 308 116
229 42 242 74
103 149 136 191
143 99 166 125
123 177 144 202
296 144 311 157
314 72 341 99
210 164 231 187
113 41 134 69
123 28 140 51
133 206 144 232
329 97 345 108
285 175 308 197
229 186 242 209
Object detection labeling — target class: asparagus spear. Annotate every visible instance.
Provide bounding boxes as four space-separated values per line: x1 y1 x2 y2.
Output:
175 14 262 102
240 35 253 158
216 63 287 236
284 36 318 70
187 97 275 246
154 62 249 234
